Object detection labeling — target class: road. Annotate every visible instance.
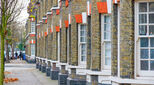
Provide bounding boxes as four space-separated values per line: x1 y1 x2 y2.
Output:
4 59 58 85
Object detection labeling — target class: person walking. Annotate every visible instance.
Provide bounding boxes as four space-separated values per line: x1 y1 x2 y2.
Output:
19 52 22 60
15 52 18 59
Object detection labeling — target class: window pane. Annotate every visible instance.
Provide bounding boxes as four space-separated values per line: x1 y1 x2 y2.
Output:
149 25 154 35
80 31 86 36
139 3 147 12
139 14 147 24
139 25 147 35
151 49 154 59
104 24 110 32
105 58 111 65
105 42 111 49
141 49 149 59
149 14 154 23
149 2 154 12
150 38 154 47
81 44 86 50
81 50 86 55
150 61 154 70
81 56 86 61
80 37 86 42
105 42 111 66
140 38 148 47
104 16 110 23
141 60 149 70
104 32 110 40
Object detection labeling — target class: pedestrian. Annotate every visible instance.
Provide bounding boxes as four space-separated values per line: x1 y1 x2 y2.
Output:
19 52 22 60
15 52 18 59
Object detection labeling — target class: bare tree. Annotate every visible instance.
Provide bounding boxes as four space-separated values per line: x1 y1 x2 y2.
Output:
0 0 25 84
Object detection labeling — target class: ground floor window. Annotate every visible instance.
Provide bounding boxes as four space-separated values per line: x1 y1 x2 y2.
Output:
78 24 87 63
31 44 35 56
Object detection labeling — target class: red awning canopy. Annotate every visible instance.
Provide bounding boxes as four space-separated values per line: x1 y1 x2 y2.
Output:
45 32 47 37
74 14 82 23
56 9 60 15
97 2 108 14
55 26 60 32
66 0 69 7
64 20 69 28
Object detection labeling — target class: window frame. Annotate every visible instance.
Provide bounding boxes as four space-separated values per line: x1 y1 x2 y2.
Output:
135 1 154 77
31 22 35 33
78 24 87 65
31 44 35 56
101 14 111 70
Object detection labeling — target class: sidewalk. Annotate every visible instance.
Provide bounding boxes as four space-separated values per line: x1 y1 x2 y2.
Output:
4 60 58 85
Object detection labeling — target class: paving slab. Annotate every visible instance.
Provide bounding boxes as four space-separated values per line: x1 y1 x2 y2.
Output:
4 60 58 85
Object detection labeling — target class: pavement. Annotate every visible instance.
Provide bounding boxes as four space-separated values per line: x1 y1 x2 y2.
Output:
4 59 58 85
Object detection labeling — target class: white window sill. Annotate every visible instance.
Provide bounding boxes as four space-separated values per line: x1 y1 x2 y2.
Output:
30 32 35 34
86 70 111 76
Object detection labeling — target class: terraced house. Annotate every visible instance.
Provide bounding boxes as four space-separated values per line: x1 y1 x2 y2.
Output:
25 0 154 85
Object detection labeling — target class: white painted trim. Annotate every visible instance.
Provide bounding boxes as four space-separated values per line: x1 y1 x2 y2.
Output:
76 68 87 75
36 24 40 26
25 33 30 39
59 63 68 66
134 1 138 79
42 17 47 20
39 20 42 23
107 0 112 14
50 7 60 10
86 70 111 76
111 76 154 84
46 12 52 15
67 65 86 69
117 5 120 77
58 32 60 63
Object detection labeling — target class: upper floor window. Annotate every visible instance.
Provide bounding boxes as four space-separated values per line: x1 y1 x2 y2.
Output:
138 2 154 36
31 22 35 33
78 24 87 63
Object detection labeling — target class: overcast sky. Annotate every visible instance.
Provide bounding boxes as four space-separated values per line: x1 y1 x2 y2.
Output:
17 0 30 25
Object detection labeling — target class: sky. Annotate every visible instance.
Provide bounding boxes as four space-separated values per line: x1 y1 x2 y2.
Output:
17 0 30 25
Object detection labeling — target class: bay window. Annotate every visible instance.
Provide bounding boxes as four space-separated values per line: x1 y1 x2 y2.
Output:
136 2 154 76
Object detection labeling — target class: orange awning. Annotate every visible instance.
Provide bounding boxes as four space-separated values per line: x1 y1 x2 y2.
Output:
64 20 69 28
65 0 69 7
50 28 52 33
56 9 60 15
33 41 36 44
45 32 47 37
74 14 82 23
97 2 108 14
55 26 60 32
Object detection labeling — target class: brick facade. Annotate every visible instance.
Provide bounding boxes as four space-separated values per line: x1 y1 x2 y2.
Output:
25 0 154 85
